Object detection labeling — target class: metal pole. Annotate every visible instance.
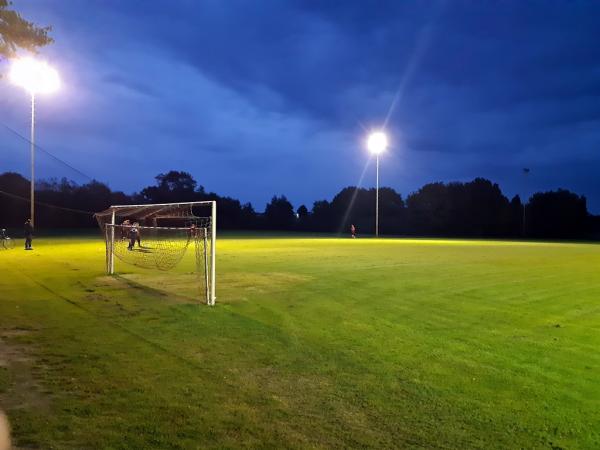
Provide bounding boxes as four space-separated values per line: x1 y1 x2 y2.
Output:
522 170 529 237
203 232 209 303
375 153 379 237
522 203 526 237
30 93 35 226
210 201 217 305
109 210 115 274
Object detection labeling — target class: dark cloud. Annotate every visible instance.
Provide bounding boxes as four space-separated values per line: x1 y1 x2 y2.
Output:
0 0 599 212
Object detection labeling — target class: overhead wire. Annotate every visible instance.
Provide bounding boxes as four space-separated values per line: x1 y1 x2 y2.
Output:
0 120 101 216
0 189 94 215
1 121 95 182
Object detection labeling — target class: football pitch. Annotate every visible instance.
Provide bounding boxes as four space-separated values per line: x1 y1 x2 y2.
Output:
0 234 599 449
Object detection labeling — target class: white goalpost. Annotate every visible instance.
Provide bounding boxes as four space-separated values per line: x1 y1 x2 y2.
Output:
95 201 216 305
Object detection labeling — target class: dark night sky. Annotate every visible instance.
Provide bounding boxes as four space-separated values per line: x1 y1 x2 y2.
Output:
1 1 599 212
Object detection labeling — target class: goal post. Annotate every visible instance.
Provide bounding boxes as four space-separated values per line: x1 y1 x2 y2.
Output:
109 209 115 275
95 201 216 305
210 201 216 306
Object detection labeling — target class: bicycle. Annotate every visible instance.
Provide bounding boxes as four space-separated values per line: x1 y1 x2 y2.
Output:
1 230 15 250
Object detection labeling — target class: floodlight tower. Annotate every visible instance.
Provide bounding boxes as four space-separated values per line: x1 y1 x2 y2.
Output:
367 131 388 237
10 57 60 227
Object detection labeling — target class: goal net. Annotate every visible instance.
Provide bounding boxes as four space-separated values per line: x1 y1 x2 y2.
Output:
95 201 216 305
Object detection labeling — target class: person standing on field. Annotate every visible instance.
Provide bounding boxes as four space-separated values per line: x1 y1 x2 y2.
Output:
350 224 356 238
133 222 141 247
24 219 33 250
127 223 139 251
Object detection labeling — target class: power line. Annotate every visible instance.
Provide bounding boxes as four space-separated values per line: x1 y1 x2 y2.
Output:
0 189 94 215
1 121 95 182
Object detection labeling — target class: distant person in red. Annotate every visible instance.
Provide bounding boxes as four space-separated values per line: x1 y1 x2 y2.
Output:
24 219 33 250
350 224 356 238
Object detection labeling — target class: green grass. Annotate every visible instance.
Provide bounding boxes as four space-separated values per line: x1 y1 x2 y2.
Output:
0 234 599 449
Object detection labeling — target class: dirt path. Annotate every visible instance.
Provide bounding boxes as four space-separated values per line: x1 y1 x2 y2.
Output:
0 328 49 450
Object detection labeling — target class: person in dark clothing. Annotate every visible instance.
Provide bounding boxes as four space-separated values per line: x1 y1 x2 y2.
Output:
24 219 33 250
127 223 139 251
133 222 141 247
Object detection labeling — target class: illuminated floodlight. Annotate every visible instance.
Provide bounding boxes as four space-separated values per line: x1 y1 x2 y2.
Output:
9 57 60 227
367 131 388 155
365 130 389 237
10 57 60 95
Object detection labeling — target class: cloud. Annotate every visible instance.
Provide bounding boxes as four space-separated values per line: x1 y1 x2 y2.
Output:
1 0 599 212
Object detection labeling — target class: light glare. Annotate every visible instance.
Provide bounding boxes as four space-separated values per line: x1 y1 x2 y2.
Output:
10 57 60 95
367 131 388 154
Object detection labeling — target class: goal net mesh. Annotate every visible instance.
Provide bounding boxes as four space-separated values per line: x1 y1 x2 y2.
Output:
95 203 213 302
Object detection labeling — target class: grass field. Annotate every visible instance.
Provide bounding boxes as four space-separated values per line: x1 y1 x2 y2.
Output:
0 234 599 449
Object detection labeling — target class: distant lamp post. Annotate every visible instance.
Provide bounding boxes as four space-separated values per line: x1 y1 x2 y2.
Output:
522 168 530 237
367 131 388 237
10 57 60 227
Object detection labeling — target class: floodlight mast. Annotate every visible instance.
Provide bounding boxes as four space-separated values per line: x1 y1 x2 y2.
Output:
10 57 60 227
367 131 388 237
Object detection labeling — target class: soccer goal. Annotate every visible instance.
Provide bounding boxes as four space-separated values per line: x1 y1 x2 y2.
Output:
95 201 216 305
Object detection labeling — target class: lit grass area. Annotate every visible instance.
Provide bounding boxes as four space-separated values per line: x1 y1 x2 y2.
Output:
0 234 599 448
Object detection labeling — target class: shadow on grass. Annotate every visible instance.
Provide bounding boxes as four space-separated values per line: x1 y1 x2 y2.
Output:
112 274 205 305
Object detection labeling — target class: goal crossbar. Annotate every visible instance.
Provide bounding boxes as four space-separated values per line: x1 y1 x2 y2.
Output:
103 200 215 209
105 224 201 231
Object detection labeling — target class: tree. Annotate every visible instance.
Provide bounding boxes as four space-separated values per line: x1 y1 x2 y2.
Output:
330 187 373 234
526 189 589 238
406 182 449 235
264 195 295 230
0 169 596 238
327 186 405 235
297 205 308 218
406 178 512 237
240 202 257 229
509 195 524 236
0 171 29 226
0 0 53 60
377 187 405 234
140 171 198 203
310 200 333 231
296 204 309 231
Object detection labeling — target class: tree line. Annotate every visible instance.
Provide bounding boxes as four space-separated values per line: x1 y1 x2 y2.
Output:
0 171 597 239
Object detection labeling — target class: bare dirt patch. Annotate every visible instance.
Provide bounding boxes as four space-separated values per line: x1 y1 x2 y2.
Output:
0 329 49 412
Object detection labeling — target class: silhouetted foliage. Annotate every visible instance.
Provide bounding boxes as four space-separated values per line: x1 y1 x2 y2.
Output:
0 171 597 239
510 195 524 236
308 200 333 232
264 195 295 230
0 172 29 225
322 186 405 235
526 189 588 238
297 205 308 218
0 172 129 228
588 215 600 239
406 178 513 237
140 171 198 203
0 0 53 59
